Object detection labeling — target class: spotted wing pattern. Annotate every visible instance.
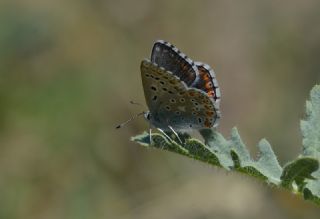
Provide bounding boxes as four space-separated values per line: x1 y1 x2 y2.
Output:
151 40 199 86
141 59 220 131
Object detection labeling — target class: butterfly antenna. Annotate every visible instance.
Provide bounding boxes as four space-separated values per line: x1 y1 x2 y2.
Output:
115 111 145 129
129 100 144 107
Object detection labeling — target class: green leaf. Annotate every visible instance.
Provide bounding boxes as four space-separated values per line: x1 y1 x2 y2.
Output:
303 187 320 205
131 132 221 166
130 85 320 205
201 128 282 185
301 85 320 158
133 127 282 185
299 85 320 201
280 157 319 191
304 178 320 204
304 168 320 204
131 132 189 156
199 128 233 169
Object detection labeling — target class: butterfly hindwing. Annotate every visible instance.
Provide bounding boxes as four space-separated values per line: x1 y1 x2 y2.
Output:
193 62 221 106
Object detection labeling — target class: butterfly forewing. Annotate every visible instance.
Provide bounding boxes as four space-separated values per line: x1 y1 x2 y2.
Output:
151 40 199 87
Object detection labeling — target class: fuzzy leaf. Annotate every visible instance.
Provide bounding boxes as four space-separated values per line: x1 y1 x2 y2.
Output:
303 165 320 204
304 173 320 204
201 128 282 184
301 85 320 158
133 127 282 185
131 132 220 166
299 85 320 202
198 128 233 169
280 157 319 190
131 132 189 155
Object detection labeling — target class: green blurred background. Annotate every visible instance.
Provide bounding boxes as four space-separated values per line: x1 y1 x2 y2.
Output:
1 0 320 218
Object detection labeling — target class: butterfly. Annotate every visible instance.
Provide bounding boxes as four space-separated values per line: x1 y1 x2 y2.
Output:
141 40 221 133
117 40 221 143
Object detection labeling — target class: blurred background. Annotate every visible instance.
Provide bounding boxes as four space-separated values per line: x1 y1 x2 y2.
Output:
1 0 320 218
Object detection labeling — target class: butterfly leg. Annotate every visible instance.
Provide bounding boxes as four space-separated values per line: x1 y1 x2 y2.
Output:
168 126 183 144
157 128 174 144
149 128 153 145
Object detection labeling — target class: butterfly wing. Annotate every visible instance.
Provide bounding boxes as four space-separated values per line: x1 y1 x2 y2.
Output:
141 59 184 114
141 59 220 131
193 62 221 107
151 40 199 86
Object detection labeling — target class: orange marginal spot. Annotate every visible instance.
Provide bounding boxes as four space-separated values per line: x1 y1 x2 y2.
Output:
207 91 215 97
189 91 195 96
